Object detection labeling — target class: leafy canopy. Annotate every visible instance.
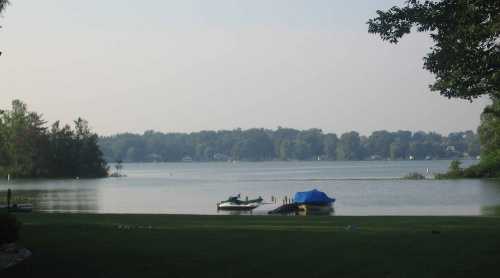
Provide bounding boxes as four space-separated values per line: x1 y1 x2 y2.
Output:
368 0 500 100
0 0 8 14
0 0 9 56
0 100 109 178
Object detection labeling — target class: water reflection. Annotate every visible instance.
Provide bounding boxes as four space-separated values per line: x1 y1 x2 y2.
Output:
479 179 500 216
1 161 500 216
0 188 98 213
0 179 99 213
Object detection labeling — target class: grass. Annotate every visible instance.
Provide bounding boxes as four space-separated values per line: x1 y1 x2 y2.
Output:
9 213 500 278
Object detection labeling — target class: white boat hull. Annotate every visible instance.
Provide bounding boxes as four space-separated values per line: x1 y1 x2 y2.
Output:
217 202 259 211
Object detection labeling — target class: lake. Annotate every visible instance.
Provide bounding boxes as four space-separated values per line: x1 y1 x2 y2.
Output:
2 160 500 216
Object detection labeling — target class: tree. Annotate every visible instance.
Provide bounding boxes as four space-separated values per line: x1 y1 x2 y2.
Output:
297 129 324 159
273 127 300 158
389 140 404 160
0 0 8 13
369 0 500 177
390 130 412 159
238 129 274 161
368 0 500 100
478 99 500 157
337 132 364 160
366 130 395 158
323 133 338 160
293 140 311 160
0 100 109 178
0 0 10 56
0 100 48 177
73 118 109 177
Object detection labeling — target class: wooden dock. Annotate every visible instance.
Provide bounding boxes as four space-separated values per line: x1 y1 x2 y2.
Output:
267 203 298 215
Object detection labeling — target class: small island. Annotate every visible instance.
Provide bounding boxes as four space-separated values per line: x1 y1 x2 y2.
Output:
0 100 108 179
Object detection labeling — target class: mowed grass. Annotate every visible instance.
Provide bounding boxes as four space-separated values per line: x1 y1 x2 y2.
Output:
12 213 500 278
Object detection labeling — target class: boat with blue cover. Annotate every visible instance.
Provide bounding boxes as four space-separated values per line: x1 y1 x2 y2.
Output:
294 189 335 215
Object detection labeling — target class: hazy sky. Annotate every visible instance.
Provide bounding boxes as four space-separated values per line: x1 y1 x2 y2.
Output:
0 0 489 136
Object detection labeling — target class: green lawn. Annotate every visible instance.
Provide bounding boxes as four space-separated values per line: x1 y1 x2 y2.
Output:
11 213 500 277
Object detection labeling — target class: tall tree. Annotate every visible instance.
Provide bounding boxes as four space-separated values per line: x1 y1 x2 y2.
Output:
337 132 364 160
0 100 48 177
478 100 500 157
0 0 10 56
297 129 324 159
368 0 499 100
366 130 395 158
323 133 338 160
0 0 8 13
0 100 109 178
368 0 500 176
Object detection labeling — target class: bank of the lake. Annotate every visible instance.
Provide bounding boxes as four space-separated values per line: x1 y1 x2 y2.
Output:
12 213 500 277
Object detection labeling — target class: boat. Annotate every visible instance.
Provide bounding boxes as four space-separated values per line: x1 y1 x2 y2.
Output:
0 203 33 213
296 204 333 215
217 202 260 211
293 189 335 215
217 195 263 211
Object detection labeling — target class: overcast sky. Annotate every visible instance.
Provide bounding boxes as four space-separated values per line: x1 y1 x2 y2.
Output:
0 0 489 136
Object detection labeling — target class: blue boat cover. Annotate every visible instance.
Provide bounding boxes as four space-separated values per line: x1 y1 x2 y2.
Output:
294 189 335 205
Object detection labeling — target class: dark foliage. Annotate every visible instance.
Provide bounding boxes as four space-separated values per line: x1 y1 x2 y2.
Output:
368 0 500 100
99 128 479 162
0 0 8 17
369 1 500 178
0 0 9 56
0 100 109 178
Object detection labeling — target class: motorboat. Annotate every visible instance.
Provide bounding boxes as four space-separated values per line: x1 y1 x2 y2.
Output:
294 189 335 215
217 195 263 211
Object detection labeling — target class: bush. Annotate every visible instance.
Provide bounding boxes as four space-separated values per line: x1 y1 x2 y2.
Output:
0 213 21 244
470 151 500 178
435 160 465 179
436 155 500 179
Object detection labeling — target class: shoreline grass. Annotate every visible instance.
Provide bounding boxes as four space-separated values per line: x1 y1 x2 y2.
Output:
10 213 500 277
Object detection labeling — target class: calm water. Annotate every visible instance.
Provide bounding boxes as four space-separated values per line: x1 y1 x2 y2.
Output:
2 160 500 216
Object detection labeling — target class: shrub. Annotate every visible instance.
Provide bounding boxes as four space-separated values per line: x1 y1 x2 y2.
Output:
436 155 500 179
435 160 465 179
471 151 500 178
0 213 21 244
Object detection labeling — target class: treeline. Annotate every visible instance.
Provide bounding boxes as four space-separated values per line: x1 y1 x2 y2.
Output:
0 100 108 178
99 128 480 162
437 98 500 178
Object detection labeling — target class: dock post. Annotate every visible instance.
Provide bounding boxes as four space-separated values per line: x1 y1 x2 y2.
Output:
7 188 12 208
